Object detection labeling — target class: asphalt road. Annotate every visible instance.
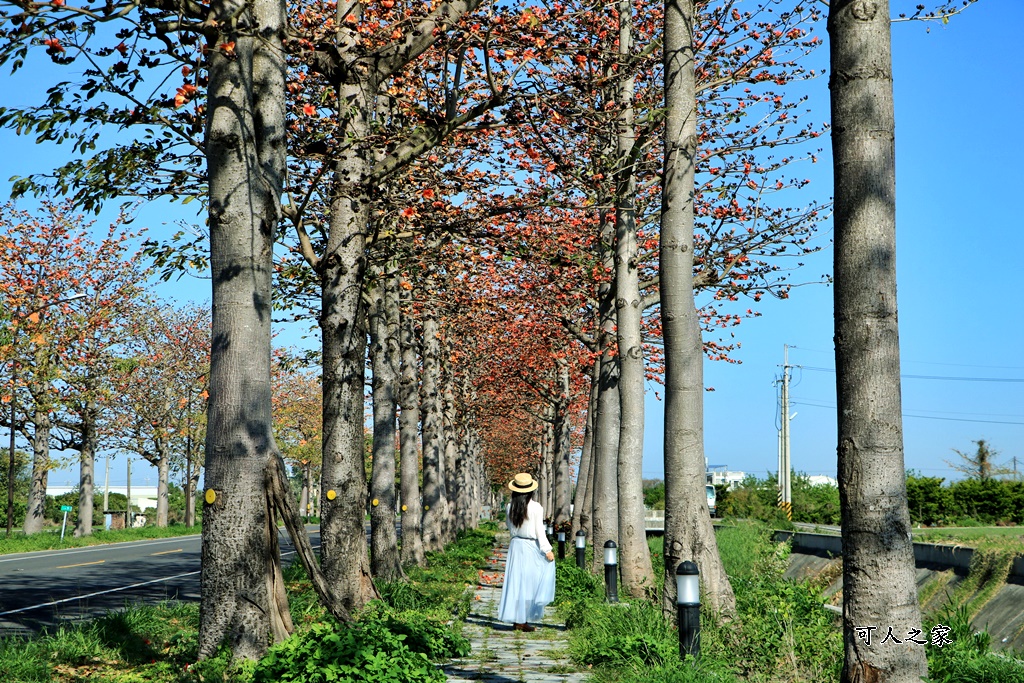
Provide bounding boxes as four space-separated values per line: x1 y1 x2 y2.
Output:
0 528 321 637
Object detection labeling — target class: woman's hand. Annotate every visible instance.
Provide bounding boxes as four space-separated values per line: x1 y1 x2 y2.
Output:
545 551 555 562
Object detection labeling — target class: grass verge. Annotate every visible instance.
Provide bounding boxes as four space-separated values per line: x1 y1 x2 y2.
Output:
557 522 842 683
0 525 201 556
558 520 1024 682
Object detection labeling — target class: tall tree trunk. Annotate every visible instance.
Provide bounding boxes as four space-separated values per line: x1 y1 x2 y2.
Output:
368 264 404 581
315 28 383 604
454 420 473 532
613 0 654 595
74 401 97 537
536 416 551 512
398 275 425 566
592 211 620 573
466 426 483 526
320 277 376 609
155 440 170 527
441 361 459 540
829 1 927 680
23 377 50 535
420 301 447 551
299 462 310 518
198 0 290 658
660 0 736 616
572 360 600 537
184 404 198 528
185 466 200 529
552 361 572 528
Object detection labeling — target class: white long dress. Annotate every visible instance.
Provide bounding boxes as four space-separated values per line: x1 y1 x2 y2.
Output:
497 499 556 624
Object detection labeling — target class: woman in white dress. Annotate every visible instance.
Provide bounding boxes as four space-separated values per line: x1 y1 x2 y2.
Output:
497 473 556 632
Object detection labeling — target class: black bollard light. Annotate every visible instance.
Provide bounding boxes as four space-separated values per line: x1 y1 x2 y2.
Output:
676 560 700 661
603 540 618 603
575 530 587 569
557 530 566 560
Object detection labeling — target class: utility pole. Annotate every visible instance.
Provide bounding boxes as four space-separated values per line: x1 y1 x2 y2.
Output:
778 345 793 520
102 454 110 518
126 457 132 528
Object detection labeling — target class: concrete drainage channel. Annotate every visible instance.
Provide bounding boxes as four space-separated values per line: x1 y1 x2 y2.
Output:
775 530 1024 652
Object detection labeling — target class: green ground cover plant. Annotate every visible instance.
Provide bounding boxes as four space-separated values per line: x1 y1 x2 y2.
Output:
252 619 444 683
0 524 495 682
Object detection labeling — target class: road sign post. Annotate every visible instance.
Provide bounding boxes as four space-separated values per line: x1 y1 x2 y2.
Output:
59 505 73 542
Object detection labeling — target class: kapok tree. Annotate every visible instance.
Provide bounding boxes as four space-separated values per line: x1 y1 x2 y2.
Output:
1 0 347 657
52 220 149 537
0 200 136 535
428 215 595 522
829 0 925 679
485 0 829 606
264 0 539 609
110 300 210 527
271 352 323 519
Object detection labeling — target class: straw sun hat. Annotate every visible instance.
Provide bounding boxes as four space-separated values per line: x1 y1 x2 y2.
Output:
508 472 539 493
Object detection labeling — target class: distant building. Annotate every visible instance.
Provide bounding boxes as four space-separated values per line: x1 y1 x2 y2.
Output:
806 475 838 488
706 467 747 490
46 485 158 512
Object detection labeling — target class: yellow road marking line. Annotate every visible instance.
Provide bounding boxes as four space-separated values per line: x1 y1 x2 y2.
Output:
56 560 105 569
150 549 183 556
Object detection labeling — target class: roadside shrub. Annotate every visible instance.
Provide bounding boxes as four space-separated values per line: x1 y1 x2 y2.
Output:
422 527 494 583
716 474 809 527
358 603 470 661
906 475 1024 527
643 479 665 510
926 604 1024 682
554 560 603 629
555 560 603 604
725 524 842 681
253 619 444 683
0 637 50 681
587 660 739 683
379 575 471 620
568 599 678 669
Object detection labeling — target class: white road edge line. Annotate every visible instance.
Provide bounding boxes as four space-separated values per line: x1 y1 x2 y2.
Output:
0 525 317 564
0 570 201 617
0 545 320 618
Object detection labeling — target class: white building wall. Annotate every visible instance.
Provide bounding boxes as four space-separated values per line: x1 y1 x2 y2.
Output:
45 485 159 512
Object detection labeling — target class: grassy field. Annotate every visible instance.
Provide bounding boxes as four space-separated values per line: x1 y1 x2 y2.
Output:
912 525 1024 553
788 519 1024 551
0 525 200 556
913 526 1024 539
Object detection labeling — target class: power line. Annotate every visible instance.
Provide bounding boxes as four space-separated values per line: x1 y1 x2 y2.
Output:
788 347 1024 371
799 366 1024 383
791 398 1024 420
790 400 1024 426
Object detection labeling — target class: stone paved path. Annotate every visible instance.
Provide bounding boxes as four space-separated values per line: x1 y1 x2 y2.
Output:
442 536 589 683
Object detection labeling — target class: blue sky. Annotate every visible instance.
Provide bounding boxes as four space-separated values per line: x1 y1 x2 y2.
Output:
3 2 1023 490
653 2 1024 482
